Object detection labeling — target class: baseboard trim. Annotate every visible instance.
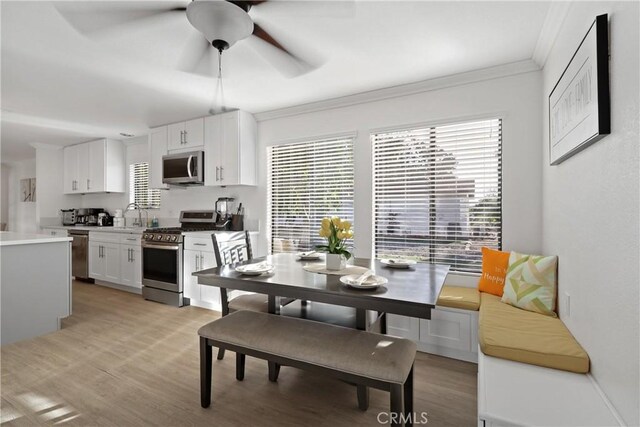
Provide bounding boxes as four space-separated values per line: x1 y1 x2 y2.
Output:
418 342 478 364
94 280 142 295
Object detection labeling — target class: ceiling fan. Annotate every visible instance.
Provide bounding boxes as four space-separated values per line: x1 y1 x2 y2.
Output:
55 0 320 77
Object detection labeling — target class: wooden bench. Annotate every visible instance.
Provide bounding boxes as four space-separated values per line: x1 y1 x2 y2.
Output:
198 310 417 426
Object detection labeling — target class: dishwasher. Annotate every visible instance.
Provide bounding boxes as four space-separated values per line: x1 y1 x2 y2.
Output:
68 230 91 280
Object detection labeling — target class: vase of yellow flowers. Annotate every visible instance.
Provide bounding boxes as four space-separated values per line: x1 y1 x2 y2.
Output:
316 216 354 270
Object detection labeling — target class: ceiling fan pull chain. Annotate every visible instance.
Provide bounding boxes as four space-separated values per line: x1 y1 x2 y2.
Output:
218 50 226 112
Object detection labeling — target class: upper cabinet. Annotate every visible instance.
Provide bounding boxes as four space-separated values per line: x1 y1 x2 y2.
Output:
149 126 169 189
167 118 204 151
63 139 125 194
204 110 257 187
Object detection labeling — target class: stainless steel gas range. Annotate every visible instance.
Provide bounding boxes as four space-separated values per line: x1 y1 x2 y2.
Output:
141 210 217 307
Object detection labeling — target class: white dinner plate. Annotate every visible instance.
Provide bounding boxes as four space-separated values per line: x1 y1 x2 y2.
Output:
380 258 417 269
339 274 388 290
296 251 321 261
235 263 275 276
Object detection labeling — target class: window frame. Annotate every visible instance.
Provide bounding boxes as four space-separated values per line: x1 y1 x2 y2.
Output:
267 134 356 255
129 161 161 210
370 116 503 274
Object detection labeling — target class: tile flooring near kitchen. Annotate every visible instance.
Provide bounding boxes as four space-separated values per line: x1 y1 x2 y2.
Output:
1 282 477 426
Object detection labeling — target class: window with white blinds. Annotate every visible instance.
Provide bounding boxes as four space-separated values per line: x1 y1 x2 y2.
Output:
372 118 502 273
129 162 161 209
268 137 354 253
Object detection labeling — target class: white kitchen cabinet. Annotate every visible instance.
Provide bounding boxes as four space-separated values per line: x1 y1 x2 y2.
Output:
183 237 221 310
149 126 169 189
89 240 120 283
63 139 125 194
89 232 141 291
204 110 257 187
199 251 219 306
183 249 201 301
167 118 204 151
63 144 80 193
120 244 142 288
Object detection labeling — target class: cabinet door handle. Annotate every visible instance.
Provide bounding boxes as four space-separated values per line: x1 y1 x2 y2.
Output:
193 243 207 246
200 254 204 269
179 130 183 144
87 179 90 190
220 167 223 181
126 238 137 241
195 254 199 271
130 248 133 262
215 167 219 181
184 130 188 144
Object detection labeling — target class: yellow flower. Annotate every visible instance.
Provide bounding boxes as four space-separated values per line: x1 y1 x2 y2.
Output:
340 220 351 231
321 217 331 229
347 229 354 238
319 228 330 238
331 216 341 226
337 231 346 239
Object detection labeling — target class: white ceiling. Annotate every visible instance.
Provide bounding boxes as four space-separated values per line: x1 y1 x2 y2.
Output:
1 0 552 161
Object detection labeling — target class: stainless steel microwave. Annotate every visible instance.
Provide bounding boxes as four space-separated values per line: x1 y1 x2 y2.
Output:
162 151 204 185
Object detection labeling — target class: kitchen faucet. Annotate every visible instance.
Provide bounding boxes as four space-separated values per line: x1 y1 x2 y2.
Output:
124 203 148 227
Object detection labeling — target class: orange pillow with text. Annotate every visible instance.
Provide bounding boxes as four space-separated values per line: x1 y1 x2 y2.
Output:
477 247 510 296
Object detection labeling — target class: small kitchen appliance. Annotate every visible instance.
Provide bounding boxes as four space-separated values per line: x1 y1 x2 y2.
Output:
97 212 113 227
141 210 219 307
214 197 236 230
162 150 204 186
61 209 77 226
76 208 105 226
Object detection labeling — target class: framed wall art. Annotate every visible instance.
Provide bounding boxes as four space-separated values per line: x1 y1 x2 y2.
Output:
549 14 610 165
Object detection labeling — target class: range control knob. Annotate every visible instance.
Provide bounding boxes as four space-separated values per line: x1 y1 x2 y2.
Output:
172 235 178 242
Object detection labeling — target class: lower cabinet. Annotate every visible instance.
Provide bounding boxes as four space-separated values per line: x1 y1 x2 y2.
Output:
387 307 478 363
89 241 120 283
89 232 142 291
183 239 221 311
120 245 142 288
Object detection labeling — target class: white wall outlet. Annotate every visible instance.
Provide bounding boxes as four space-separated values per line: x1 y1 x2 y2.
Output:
564 292 571 317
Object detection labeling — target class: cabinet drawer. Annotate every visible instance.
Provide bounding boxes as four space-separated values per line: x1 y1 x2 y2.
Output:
184 238 214 252
120 234 142 246
88 232 121 244
419 308 472 352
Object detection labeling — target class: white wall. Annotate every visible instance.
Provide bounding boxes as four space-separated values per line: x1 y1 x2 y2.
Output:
253 70 543 283
541 2 639 425
6 158 37 232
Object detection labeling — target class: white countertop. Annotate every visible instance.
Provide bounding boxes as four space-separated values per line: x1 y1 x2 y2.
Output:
0 231 73 246
44 225 146 234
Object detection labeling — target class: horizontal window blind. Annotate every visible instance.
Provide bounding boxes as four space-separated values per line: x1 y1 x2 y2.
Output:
129 162 161 209
372 119 502 273
268 137 354 253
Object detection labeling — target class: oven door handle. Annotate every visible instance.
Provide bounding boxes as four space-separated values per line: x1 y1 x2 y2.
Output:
142 243 182 251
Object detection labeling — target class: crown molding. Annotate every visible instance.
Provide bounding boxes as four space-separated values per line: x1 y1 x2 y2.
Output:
532 1 572 68
254 59 540 122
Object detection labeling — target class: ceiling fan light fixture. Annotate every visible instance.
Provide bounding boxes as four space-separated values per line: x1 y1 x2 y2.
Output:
186 0 254 49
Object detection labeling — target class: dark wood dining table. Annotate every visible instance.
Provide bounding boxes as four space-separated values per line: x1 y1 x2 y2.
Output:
194 252 449 323
193 252 450 409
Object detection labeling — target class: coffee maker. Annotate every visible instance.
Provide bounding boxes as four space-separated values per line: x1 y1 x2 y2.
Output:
214 197 236 230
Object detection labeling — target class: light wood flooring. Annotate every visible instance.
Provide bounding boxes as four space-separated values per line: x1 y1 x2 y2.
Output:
1 281 477 426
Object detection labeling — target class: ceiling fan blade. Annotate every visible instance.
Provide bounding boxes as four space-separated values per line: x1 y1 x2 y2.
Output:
54 2 187 37
178 34 212 74
251 23 320 77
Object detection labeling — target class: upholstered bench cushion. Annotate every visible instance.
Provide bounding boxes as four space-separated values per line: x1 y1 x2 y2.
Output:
198 310 417 384
479 293 589 373
437 285 480 311
228 293 269 313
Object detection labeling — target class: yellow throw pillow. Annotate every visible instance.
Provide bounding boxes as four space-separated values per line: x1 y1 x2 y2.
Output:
501 251 558 317
477 247 510 296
